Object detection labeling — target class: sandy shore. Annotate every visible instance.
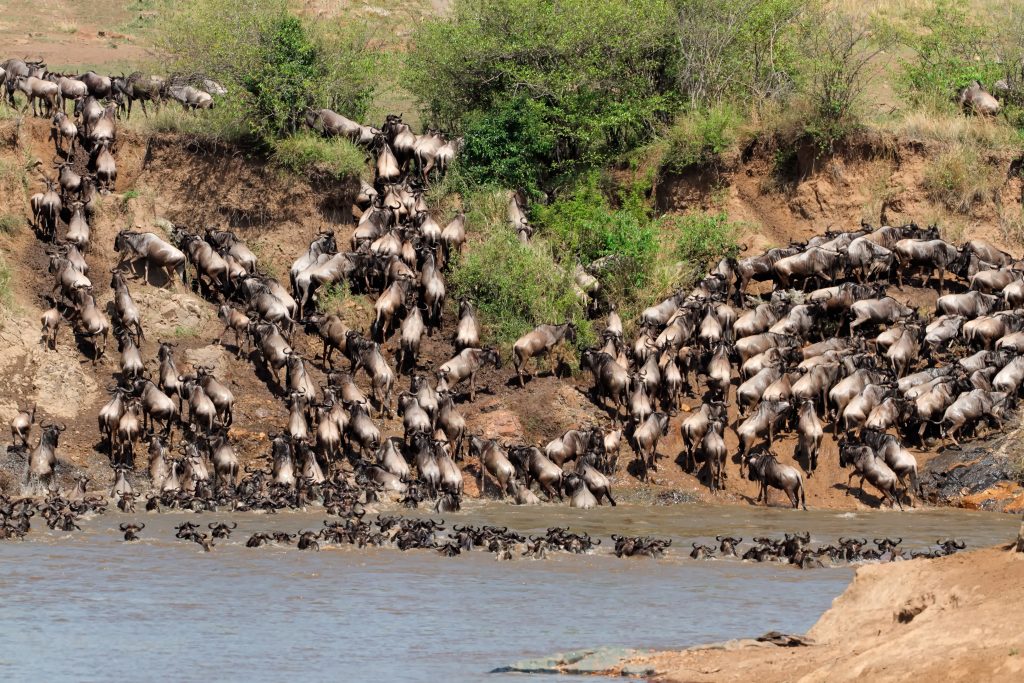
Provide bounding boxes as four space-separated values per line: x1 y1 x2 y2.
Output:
625 538 1024 682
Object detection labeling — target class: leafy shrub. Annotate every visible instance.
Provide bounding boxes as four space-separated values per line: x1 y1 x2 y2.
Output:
317 281 350 315
533 174 658 291
893 0 1006 110
157 0 377 144
673 0 803 106
242 13 327 138
661 104 743 172
665 211 742 273
449 189 592 350
458 96 558 196
406 0 679 192
272 133 365 180
923 144 999 214
791 9 890 152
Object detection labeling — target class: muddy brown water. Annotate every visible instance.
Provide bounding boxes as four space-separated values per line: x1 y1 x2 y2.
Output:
1 502 1017 681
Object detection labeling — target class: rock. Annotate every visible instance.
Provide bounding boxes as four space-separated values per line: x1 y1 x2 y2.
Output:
756 631 815 646
473 408 522 441
961 481 1024 513
30 343 99 420
492 647 645 675
184 345 230 376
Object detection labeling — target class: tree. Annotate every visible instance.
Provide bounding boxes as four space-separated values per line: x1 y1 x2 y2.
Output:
405 0 679 193
157 0 377 143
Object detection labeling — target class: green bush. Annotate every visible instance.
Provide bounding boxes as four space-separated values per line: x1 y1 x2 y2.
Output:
672 0 803 106
458 96 558 196
894 0 1005 111
665 211 742 273
157 0 377 144
790 8 890 152
533 174 658 292
272 133 365 180
243 13 327 139
449 189 592 350
406 0 679 193
661 104 743 172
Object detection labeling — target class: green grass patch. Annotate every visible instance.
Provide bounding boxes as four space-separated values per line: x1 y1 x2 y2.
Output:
130 105 250 144
317 281 350 315
659 104 744 173
272 133 365 180
663 211 743 280
449 187 593 353
173 325 199 338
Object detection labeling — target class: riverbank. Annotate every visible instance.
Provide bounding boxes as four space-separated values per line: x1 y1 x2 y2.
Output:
618 538 1024 682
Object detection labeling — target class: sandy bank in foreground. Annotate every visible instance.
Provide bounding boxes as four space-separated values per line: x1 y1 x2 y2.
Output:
630 538 1024 682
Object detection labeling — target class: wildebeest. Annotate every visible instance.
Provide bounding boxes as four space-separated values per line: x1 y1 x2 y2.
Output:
838 439 903 509
746 449 806 510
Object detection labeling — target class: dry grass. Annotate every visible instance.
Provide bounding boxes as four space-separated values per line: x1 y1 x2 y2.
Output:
922 143 1002 214
859 159 902 225
0 254 12 311
890 111 1021 150
999 206 1024 246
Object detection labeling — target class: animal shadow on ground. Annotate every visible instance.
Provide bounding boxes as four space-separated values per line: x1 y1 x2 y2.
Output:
833 482 886 508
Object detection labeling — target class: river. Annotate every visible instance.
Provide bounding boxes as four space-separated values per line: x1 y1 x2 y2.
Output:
1 503 1016 682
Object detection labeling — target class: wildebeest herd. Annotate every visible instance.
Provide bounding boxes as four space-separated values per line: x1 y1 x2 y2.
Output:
0 483 968 568
3 57 1020 527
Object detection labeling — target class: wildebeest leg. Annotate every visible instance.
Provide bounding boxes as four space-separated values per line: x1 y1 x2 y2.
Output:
469 372 477 402
947 422 961 447
845 470 856 494
235 330 247 358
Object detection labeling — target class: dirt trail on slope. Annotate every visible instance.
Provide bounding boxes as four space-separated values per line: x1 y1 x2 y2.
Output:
628 543 1024 682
